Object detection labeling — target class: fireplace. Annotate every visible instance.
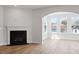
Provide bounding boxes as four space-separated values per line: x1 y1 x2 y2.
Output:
10 31 27 45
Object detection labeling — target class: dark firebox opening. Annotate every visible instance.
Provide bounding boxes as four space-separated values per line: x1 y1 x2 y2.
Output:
10 31 27 45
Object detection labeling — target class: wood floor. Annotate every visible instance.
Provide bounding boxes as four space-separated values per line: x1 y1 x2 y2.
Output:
0 39 79 54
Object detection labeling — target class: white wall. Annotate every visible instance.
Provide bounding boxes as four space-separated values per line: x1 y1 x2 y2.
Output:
3 6 33 44
32 6 79 43
0 6 6 45
32 10 42 43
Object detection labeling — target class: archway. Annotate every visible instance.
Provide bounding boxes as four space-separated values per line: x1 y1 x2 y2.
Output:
42 12 79 42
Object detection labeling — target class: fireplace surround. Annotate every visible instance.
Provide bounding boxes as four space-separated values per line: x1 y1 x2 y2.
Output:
7 26 28 45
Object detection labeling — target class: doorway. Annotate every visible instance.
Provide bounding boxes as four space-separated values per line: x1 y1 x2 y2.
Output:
42 12 79 42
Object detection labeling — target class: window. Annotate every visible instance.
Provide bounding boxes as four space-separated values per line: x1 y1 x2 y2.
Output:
72 20 79 34
51 18 57 32
51 23 57 32
60 20 67 32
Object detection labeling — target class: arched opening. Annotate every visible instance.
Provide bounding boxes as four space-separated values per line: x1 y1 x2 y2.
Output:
42 12 79 43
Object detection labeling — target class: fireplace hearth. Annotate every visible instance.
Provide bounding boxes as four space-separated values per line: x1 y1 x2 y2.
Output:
10 31 27 45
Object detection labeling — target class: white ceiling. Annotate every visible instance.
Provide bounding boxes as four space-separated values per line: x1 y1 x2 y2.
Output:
4 5 52 9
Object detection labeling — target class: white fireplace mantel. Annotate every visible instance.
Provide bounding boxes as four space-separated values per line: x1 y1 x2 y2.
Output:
7 26 29 45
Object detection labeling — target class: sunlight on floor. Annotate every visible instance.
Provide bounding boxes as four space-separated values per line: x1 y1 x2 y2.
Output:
51 35 60 39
